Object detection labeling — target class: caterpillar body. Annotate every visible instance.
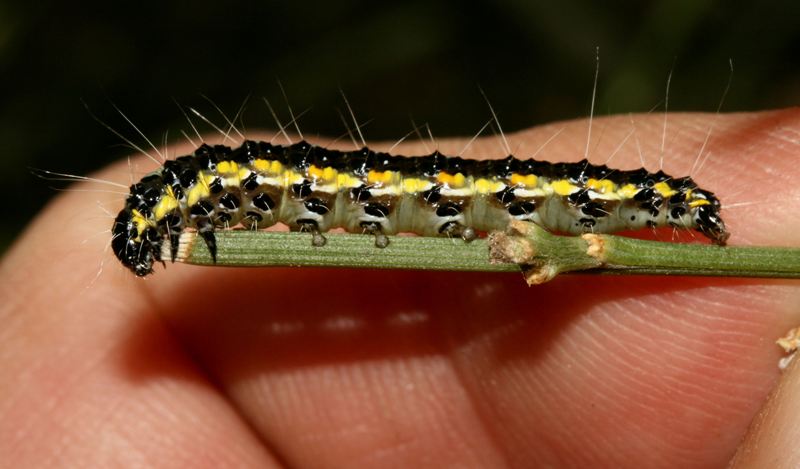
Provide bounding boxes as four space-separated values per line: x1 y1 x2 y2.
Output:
112 140 728 276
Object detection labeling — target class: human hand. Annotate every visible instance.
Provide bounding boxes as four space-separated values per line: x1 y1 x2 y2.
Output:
2 110 799 467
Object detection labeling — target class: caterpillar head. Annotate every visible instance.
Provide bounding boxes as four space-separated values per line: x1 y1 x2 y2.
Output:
111 209 160 277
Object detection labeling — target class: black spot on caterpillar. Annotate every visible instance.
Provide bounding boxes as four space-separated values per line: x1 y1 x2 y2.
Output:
112 140 728 276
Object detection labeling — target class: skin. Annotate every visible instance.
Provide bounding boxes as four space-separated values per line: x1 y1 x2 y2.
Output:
1 110 799 468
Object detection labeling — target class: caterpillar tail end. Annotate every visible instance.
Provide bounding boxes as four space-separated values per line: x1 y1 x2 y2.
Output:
705 225 731 246
694 201 729 246
686 188 729 246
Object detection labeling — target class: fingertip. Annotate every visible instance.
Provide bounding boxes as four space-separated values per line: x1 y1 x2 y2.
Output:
729 352 800 468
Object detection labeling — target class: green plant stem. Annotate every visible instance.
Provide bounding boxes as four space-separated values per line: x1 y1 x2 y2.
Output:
174 230 519 272
170 222 800 284
589 235 800 277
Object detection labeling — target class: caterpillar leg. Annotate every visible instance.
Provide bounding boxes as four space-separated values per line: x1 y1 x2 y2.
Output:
297 219 327 247
198 229 218 263
439 221 477 242
168 232 181 262
159 213 183 262
360 221 390 248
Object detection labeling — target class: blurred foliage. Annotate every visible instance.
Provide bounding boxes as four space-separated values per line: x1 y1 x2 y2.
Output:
1 0 799 251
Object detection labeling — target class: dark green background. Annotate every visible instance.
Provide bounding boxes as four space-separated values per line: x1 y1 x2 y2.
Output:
2 0 799 252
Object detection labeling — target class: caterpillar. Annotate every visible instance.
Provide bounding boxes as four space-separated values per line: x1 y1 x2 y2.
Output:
112 139 728 276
